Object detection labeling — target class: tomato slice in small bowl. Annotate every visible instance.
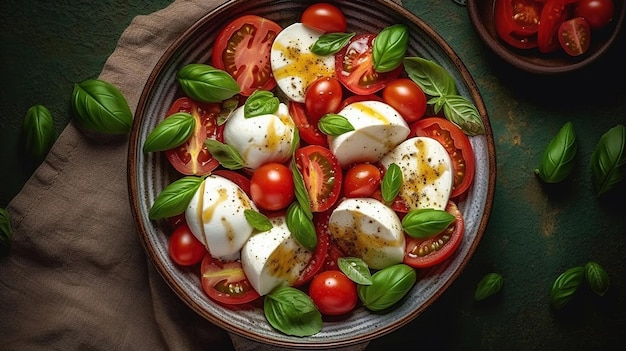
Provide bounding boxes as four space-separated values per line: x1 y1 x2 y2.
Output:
494 0 542 49
558 17 591 56
537 0 579 53
294 145 343 213
200 254 260 305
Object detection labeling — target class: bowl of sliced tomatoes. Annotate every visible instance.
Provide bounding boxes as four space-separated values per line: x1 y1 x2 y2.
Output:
129 0 496 348
467 0 625 74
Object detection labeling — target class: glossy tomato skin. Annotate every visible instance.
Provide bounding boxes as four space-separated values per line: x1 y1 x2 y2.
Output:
211 15 282 96
308 270 358 316
494 0 542 49
575 0 615 29
558 17 591 56
301 3 347 33
382 78 427 123
343 163 381 198
295 145 343 212
250 162 295 211
168 223 207 266
305 76 343 124
165 97 223 176
289 102 328 147
200 254 260 305
538 0 579 53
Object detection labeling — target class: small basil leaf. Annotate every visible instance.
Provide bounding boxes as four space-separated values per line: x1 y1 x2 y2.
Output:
381 163 402 203
23 104 56 159
71 79 133 134
534 121 577 184
286 202 317 251
404 57 457 98
143 112 195 153
0 208 12 257
311 32 355 55
584 261 610 297
402 208 455 238
176 63 240 103
291 127 301 155
244 209 273 232
358 263 416 311
218 97 240 126
441 95 485 136
317 114 355 136
591 124 626 196
204 139 245 170
149 176 203 220
291 159 313 219
264 286 322 337
550 266 585 310
244 90 279 118
372 24 409 73
338 257 372 285
474 273 504 301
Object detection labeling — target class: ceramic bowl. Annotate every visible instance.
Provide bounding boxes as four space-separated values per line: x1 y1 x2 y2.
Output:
128 0 496 348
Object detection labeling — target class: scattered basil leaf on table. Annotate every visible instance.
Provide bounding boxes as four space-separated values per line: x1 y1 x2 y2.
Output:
591 124 625 196
204 139 245 170
534 121 577 183
338 257 373 285
176 63 240 103
317 114 355 136
286 202 317 251
149 176 204 220
0 208 12 257
474 273 504 301
358 263 416 311
244 209 273 232
311 32 355 55
143 112 195 153
264 286 322 337
23 104 56 159
550 266 585 310
244 90 279 118
381 163 402 204
373 24 409 73
440 95 485 136
584 261 610 297
71 79 133 134
402 208 455 238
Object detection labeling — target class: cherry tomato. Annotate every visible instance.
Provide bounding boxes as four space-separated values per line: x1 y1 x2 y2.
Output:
200 254 260 305
294 145 343 212
250 162 295 211
382 78 427 123
289 102 328 147
211 15 282 96
411 117 475 199
343 163 381 198
494 0 543 49
538 0 579 53
308 270 358 316
403 201 464 268
305 76 343 124
339 94 383 110
164 97 223 176
558 17 591 56
294 211 331 286
301 3 347 33
334 34 402 95
574 0 615 29
168 223 207 266
212 169 251 196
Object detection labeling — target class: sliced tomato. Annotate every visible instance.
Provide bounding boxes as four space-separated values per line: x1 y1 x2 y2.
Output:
494 0 542 49
339 94 383 109
211 169 251 195
200 254 260 305
538 0 579 53
165 97 223 176
411 117 476 199
558 17 591 56
211 15 282 96
289 101 328 147
294 145 343 212
294 211 331 286
403 201 464 268
334 34 402 95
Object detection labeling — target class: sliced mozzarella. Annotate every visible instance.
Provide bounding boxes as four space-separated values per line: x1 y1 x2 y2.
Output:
240 216 312 296
380 136 453 211
270 22 335 102
328 100 410 168
223 102 295 170
328 198 405 270
185 174 257 261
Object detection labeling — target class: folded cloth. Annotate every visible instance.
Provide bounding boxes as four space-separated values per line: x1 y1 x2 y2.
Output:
0 1 400 350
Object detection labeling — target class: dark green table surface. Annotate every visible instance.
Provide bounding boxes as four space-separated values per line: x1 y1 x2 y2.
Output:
2 1 625 350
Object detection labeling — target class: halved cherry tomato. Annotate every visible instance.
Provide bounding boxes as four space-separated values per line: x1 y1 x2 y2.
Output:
169 223 207 266
343 163 381 198
289 102 328 147
575 0 615 29
211 15 282 96
403 201 464 268
382 78 427 123
558 17 591 56
165 97 223 176
308 270 358 316
200 254 260 305
301 3 347 33
334 34 403 95
294 211 331 286
294 145 343 212
538 0 579 53
494 0 543 49
410 117 475 199
250 162 295 211
305 76 343 124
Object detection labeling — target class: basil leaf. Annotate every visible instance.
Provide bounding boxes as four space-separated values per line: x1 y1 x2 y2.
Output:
373 24 409 73
143 112 195 153
550 266 584 310
264 286 322 337
358 263 416 311
286 202 317 251
584 262 610 297
204 139 245 170
71 79 133 134
591 124 626 196
404 57 457 97
311 32 355 56
149 176 203 220
218 97 239 126
338 257 372 285
534 121 578 183
244 209 273 232
381 163 402 203
23 104 56 159
0 208 12 257
474 273 504 301
291 159 313 219
291 127 301 155
244 90 279 118
401 208 455 238
441 95 485 136
317 114 355 136
176 63 240 103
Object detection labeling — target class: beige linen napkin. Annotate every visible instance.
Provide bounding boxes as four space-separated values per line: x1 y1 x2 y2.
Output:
0 1 400 350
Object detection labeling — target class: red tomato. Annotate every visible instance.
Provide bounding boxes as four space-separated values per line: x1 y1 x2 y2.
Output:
211 15 282 96
289 102 328 147
294 145 343 212
575 0 615 29
168 223 206 266
165 97 223 176
212 169 251 195
250 162 295 211
305 76 343 124
294 211 331 286
334 34 403 95
308 270 358 316
382 78 427 123
411 117 475 199
538 0 579 53
494 0 543 49
301 3 347 33
403 201 464 268
558 17 591 56
343 163 381 198
339 94 383 110
200 254 260 305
